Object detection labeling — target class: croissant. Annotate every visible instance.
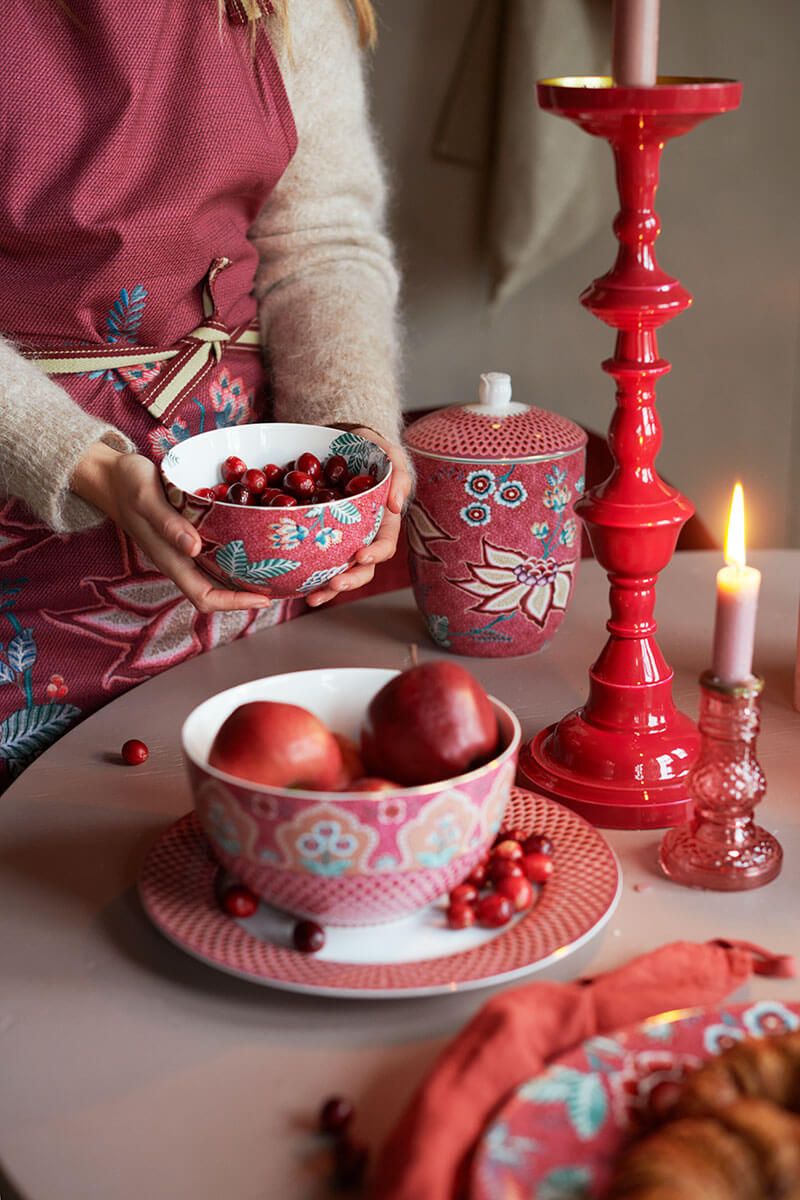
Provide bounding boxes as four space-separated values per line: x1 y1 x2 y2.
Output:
605 1033 800 1200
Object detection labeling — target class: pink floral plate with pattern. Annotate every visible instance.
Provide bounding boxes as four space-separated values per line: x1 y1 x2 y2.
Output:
137 788 621 999
470 999 800 1199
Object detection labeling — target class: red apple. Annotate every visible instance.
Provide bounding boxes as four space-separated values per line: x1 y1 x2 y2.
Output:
332 733 365 788
361 663 499 787
348 777 399 793
208 702 344 789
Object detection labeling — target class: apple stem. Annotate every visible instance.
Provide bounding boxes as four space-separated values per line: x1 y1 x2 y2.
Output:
407 643 419 668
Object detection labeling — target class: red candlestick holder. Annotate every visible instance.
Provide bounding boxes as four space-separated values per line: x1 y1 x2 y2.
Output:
518 76 742 830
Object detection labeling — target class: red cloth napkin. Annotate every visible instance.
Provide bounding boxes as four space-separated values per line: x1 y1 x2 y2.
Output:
372 939 796 1200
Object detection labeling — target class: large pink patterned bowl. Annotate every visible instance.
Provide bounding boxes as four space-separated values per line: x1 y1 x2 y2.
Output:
182 668 521 926
161 423 391 600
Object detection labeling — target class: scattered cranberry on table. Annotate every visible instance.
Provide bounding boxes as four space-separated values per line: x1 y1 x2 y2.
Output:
221 884 258 919
293 919 326 953
121 738 149 765
319 1096 355 1135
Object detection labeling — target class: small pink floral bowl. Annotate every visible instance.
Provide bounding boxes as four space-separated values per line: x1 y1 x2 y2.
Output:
182 668 521 926
161 423 391 600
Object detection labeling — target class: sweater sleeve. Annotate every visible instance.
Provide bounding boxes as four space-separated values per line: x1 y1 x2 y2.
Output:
250 1 403 445
0 336 134 532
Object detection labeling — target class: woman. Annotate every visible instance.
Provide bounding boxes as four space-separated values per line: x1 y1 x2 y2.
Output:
0 0 410 787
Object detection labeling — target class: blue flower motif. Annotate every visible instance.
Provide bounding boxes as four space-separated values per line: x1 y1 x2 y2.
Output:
575 474 586 495
703 1022 746 1056
465 469 496 499
375 854 400 871
742 1001 800 1038
314 527 343 550
532 521 550 541
426 614 451 648
495 480 527 508
460 502 491 527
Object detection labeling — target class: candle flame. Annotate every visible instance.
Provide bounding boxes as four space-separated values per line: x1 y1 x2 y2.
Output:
724 482 747 570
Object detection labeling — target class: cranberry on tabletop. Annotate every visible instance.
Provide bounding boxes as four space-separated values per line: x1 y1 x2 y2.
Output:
475 893 514 929
344 474 374 497
227 482 252 506
522 832 554 858
319 1096 355 1136
242 468 267 495
296 451 322 479
293 919 326 953
221 884 258 919
521 851 555 884
496 874 534 912
121 738 149 765
221 455 247 484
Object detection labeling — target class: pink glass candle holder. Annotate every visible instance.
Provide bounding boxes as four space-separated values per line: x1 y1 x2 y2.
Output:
659 671 782 890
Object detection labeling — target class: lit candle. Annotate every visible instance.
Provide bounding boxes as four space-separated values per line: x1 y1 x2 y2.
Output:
612 0 660 87
711 483 761 684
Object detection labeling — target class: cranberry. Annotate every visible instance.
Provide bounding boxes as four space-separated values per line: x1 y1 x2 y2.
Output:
121 738 149 765
319 1096 355 1135
522 832 554 857
324 454 349 487
293 919 325 953
345 473 375 496
488 857 523 884
227 482 252 506
242 468 267 494
467 862 488 888
284 469 316 501
505 827 529 845
333 1136 369 1189
222 885 258 918
521 851 555 884
450 882 478 905
447 902 476 930
262 463 285 487
492 839 523 861
259 488 282 505
193 486 215 500
284 459 296 474
212 482 230 501
296 451 322 479
475 893 514 928
269 493 298 507
496 874 534 911
221 455 247 484
314 488 339 503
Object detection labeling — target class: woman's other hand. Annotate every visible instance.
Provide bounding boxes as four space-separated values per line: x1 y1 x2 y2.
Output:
306 426 413 608
70 443 272 613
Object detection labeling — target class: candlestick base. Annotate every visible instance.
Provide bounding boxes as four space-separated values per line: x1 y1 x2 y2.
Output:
660 819 782 891
658 672 782 891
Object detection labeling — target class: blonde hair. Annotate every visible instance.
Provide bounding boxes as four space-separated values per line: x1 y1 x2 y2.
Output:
225 0 376 48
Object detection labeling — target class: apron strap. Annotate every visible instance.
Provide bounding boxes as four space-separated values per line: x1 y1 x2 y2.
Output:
20 257 261 426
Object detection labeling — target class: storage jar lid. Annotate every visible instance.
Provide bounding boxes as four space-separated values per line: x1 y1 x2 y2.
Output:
404 372 587 463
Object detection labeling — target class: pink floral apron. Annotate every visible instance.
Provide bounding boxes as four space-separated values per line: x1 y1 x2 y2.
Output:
0 1 299 789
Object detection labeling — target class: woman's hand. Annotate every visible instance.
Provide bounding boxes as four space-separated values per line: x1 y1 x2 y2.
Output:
306 426 413 608
71 443 272 613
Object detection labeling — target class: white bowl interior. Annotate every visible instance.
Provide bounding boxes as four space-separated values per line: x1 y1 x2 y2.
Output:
182 668 519 794
162 423 388 495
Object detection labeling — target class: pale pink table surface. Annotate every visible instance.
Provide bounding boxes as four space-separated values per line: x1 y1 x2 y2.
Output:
1 550 798 1200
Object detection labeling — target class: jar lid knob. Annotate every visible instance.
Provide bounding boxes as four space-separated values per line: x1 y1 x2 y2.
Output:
479 372 512 409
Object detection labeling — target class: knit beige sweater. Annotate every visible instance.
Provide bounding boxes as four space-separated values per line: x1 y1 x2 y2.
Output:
0 1 401 534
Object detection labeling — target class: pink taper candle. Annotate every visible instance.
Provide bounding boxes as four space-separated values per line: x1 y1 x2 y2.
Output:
612 0 660 87
711 483 761 684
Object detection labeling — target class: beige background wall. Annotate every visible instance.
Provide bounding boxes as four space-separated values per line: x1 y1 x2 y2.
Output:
369 0 800 548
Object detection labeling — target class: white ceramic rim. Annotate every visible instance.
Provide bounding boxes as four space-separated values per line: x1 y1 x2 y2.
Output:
181 667 522 799
160 421 392 508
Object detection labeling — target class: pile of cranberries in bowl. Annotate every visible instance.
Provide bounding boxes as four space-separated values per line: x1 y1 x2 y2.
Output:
193 450 380 509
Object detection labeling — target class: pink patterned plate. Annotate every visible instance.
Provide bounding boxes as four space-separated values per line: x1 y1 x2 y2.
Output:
137 788 620 999
471 999 800 1199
